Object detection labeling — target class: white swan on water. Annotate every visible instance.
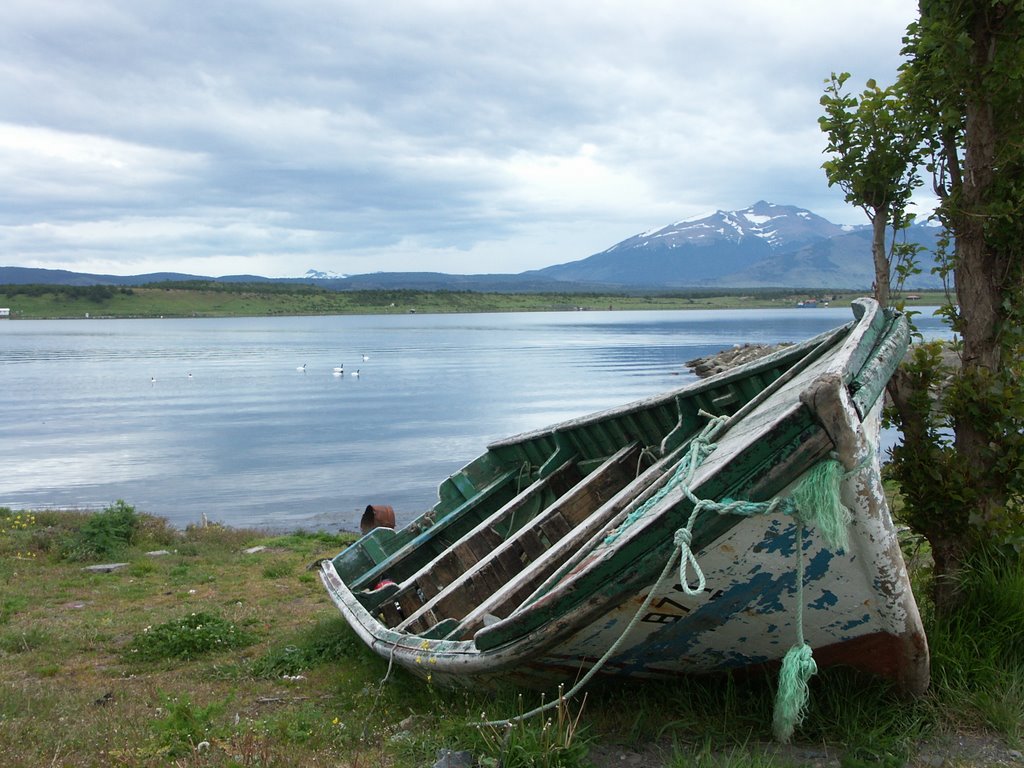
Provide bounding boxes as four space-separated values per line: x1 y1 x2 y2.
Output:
351 369 360 378
361 354 370 362
296 363 307 372
333 364 344 374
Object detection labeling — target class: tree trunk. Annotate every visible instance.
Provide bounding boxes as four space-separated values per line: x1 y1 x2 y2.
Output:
871 207 891 306
951 4 1009 524
887 363 968 610
929 537 968 613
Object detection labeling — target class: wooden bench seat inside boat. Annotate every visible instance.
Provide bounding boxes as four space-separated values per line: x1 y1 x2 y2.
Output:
444 441 688 640
365 457 584 622
349 468 521 591
390 442 650 636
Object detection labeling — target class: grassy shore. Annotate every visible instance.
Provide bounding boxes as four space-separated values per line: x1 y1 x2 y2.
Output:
0 284 951 320
1 502 1021 767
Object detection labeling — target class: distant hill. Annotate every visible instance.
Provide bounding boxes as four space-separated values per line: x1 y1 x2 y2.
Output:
0 202 944 291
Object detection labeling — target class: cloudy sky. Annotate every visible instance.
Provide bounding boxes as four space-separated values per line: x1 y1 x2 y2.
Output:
2 1 925 278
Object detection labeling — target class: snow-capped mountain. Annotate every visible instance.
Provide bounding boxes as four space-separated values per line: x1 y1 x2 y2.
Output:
304 269 347 280
529 201 942 289
531 202 851 286
624 201 845 251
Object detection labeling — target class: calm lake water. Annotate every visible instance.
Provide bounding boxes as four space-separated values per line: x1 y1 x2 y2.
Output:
0 306 949 531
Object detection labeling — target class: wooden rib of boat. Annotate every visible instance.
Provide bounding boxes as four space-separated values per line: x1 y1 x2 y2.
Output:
317 298 929 697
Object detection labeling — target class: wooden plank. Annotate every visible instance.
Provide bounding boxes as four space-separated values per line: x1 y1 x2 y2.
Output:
516 529 547 560
851 312 909 418
453 442 687 638
363 458 579 619
397 443 644 636
350 468 520 591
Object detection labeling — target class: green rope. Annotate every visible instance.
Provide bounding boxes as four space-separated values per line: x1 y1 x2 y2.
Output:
774 642 817 743
604 411 729 546
483 407 857 744
674 458 851 596
771 519 817 743
667 441 856 727
789 458 851 551
667 451 853 743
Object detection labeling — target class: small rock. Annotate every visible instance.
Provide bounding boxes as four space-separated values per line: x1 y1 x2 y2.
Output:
1008 750 1023 762
145 549 171 556
83 563 129 573
243 546 267 554
685 343 789 378
398 715 422 731
433 750 474 768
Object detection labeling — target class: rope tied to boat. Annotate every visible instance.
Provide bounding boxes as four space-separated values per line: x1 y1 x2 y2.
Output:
482 411 863 743
674 459 851 598
604 410 729 546
669 452 856 743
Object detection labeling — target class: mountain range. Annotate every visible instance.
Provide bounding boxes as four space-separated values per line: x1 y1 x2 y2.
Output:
0 201 944 292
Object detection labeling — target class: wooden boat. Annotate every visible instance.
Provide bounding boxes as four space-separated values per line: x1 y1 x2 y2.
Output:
318 299 929 700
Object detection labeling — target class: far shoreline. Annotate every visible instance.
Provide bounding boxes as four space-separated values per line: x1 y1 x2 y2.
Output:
0 284 949 320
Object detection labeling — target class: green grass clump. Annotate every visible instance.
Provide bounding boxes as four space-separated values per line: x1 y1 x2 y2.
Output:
475 688 591 768
250 616 361 678
127 610 256 662
261 559 293 579
0 596 28 626
151 693 227 757
925 552 1024 744
60 500 140 561
0 627 49 654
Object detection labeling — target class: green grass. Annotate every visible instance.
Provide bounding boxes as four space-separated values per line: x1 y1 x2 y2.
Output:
0 502 1019 766
922 554 1024 745
126 610 256 662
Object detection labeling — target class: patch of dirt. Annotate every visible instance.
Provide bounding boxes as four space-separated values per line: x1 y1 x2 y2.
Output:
586 733 1024 768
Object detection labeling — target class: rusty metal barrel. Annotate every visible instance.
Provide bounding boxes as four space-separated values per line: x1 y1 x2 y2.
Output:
360 504 396 534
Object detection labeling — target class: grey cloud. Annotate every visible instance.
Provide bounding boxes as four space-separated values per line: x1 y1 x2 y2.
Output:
1 0 919 276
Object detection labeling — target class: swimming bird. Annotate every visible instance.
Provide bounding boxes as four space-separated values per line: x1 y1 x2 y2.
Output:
351 369 360 378
361 354 370 362
333 364 344 374
150 376 156 384
296 363 307 372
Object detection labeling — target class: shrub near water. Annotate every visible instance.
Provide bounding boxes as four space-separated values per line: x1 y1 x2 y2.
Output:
61 499 140 561
127 611 255 662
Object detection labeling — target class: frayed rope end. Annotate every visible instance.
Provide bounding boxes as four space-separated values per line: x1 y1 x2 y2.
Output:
790 458 851 552
772 642 817 743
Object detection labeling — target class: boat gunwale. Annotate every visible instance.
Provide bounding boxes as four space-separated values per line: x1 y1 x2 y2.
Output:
484 323 851 451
